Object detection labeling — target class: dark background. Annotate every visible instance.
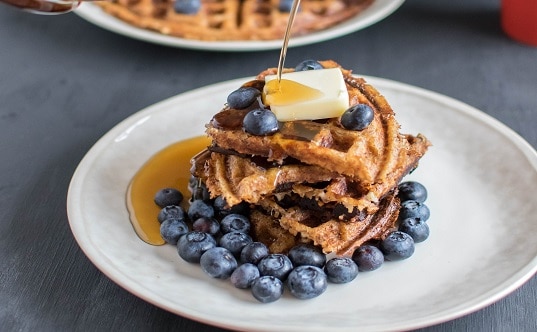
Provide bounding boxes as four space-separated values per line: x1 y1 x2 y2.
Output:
1 0 536 331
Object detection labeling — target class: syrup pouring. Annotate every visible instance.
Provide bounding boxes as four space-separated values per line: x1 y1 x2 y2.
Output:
276 0 302 82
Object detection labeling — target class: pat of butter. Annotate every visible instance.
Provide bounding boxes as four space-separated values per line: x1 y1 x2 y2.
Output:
263 68 349 121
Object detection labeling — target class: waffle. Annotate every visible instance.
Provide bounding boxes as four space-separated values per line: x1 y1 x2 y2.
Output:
96 0 374 41
192 148 400 255
193 148 378 217
253 189 400 256
206 60 430 213
192 60 430 255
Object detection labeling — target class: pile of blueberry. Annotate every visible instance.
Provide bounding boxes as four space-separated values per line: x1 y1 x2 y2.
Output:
227 59 376 136
153 180 430 303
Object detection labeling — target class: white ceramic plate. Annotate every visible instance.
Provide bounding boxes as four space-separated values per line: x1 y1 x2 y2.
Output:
74 0 404 51
67 77 537 332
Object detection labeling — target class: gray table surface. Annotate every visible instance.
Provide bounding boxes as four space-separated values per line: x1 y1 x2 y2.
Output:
1 0 536 331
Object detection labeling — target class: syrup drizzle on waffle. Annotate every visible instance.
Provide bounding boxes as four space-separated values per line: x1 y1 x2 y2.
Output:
277 0 301 82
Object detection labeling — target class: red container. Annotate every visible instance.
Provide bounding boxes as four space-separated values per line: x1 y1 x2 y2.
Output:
501 0 537 46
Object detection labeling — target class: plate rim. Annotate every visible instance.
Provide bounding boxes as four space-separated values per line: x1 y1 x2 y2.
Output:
67 76 537 332
74 0 406 51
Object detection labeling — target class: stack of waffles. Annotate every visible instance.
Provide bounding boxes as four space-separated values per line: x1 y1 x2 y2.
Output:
191 60 431 256
97 0 374 41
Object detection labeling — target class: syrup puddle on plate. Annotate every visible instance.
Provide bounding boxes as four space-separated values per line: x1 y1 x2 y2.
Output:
126 136 211 245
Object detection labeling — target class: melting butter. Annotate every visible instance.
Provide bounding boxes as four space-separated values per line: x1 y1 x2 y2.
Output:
263 79 323 106
263 68 349 121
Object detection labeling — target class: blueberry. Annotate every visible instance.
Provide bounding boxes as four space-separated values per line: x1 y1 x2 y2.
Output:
230 263 260 289
398 181 428 203
227 87 261 109
287 265 327 300
154 188 183 208
220 213 251 234
188 176 209 201
188 199 215 221
214 196 250 218
287 244 326 268
177 231 216 263
173 0 200 14
380 231 415 261
219 232 253 257
160 218 189 245
399 217 430 243
352 244 384 272
190 181 211 202
243 109 279 136
251 276 284 303
188 175 198 193
257 254 294 281
295 60 323 71
278 0 295 12
157 205 185 223
192 217 220 236
200 247 238 279
340 104 374 131
240 242 270 264
324 257 359 284
213 196 228 215
398 200 430 222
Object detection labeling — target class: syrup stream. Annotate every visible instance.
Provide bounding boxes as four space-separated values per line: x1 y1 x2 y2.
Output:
276 0 301 82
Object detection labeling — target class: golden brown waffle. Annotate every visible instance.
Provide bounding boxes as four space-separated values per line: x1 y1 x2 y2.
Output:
192 60 430 255
206 60 430 213
193 149 381 216
192 148 400 255
96 0 374 41
250 190 400 256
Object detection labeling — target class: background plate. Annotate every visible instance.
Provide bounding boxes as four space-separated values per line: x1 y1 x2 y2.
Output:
74 0 405 51
67 77 537 332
